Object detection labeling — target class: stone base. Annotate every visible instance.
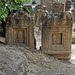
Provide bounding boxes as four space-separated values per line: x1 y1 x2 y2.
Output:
43 50 71 60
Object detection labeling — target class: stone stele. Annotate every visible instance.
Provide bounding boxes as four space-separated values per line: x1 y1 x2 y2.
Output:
42 11 73 59
6 10 34 48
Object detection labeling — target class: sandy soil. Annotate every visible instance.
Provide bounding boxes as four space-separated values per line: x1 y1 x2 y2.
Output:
0 44 75 75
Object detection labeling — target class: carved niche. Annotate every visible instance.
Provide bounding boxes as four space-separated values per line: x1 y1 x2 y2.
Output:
52 33 62 45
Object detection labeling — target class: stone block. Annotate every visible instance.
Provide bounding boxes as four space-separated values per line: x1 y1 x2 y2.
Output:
42 11 73 59
6 10 34 48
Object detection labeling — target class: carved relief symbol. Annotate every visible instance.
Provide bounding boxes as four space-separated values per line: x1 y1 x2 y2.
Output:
52 34 56 44
52 33 62 45
53 34 56 43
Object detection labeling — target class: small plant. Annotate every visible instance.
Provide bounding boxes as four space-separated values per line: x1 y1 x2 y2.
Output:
0 0 34 26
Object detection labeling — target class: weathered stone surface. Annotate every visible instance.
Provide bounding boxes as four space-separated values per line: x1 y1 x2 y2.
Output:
53 0 66 4
34 6 48 49
72 9 75 20
35 6 48 27
65 0 71 11
52 2 65 13
35 5 42 14
52 0 65 13
41 0 52 12
35 6 48 29
0 37 6 43
6 10 34 48
72 0 75 20
72 29 75 44
42 11 73 59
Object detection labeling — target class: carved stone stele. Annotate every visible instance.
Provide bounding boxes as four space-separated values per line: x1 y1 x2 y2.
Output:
6 10 34 48
42 11 73 59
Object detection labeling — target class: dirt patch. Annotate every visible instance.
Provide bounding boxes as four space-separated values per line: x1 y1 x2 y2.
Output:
0 44 75 75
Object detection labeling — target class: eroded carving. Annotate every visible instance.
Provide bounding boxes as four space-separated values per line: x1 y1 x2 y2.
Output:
6 10 34 48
